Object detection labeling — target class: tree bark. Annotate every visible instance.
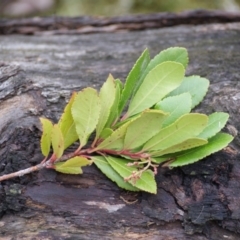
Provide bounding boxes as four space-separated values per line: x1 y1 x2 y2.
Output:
0 13 240 239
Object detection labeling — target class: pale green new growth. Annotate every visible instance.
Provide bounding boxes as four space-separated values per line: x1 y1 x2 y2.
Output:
3 46 232 195
40 117 53 157
58 92 79 149
54 156 91 174
71 87 101 148
51 124 64 158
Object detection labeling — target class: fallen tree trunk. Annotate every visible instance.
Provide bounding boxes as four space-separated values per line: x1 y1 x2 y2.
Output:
0 13 240 239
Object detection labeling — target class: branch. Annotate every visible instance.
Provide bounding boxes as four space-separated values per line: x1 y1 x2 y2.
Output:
0 161 48 182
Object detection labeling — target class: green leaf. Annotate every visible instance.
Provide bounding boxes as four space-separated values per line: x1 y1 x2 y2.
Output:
119 49 150 113
40 118 53 157
150 47 188 69
198 112 229 139
58 92 79 149
106 156 157 194
54 156 91 174
99 128 113 140
126 61 185 117
51 124 64 158
151 137 208 157
71 87 101 148
154 93 192 127
96 74 116 138
169 133 234 167
124 109 168 150
132 47 188 97
92 156 139 191
168 76 209 108
105 80 121 127
95 119 135 150
143 113 208 151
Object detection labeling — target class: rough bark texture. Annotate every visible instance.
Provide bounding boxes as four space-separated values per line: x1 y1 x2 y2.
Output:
0 13 240 239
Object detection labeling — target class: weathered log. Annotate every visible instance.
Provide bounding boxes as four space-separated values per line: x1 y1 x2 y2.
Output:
0 13 240 239
1 10 240 35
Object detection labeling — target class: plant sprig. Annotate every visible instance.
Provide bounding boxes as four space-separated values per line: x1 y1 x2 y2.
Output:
0 47 233 194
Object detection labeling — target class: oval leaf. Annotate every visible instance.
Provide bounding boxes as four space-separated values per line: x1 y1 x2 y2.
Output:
58 92 79 149
124 109 167 150
169 133 233 167
168 76 209 109
40 117 53 157
71 87 101 148
151 137 208 157
143 113 208 151
51 124 64 159
132 47 188 97
106 156 157 194
95 119 135 151
105 80 121 127
96 74 116 138
127 61 185 117
154 93 192 127
198 112 229 139
92 156 139 191
54 156 91 174
119 48 150 113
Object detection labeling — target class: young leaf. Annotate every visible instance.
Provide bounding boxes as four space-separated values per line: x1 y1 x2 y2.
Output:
143 113 208 151
71 87 101 148
169 133 233 167
40 118 53 157
154 93 192 127
96 74 116 138
95 119 136 150
132 47 188 97
106 156 157 194
58 92 79 149
150 137 208 157
105 80 121 127
51 124 64 158
198 112 229 139
118 49 150 113
54 156 91 174
168 76 209 109
126 61 185 117
123 109 168 150
92 156 139 191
